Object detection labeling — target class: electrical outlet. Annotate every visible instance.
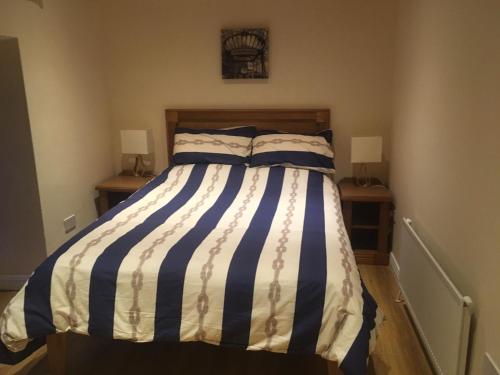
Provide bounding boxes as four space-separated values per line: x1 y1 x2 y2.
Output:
143 159 152 167
63 214 76 233
485 353 500 375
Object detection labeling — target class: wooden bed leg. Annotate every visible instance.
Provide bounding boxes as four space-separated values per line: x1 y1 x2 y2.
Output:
46 333 67 375
327 361 344 375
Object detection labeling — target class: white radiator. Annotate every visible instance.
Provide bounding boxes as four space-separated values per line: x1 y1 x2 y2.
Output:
398 217 473 375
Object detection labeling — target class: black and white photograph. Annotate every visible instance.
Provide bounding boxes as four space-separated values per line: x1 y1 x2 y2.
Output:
221 28 268 79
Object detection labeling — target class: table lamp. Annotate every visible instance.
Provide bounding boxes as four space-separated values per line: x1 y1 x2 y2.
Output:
120 129 153 176
351 136 382 187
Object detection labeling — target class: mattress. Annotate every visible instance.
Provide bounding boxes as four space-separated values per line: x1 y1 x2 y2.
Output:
0 164 381 375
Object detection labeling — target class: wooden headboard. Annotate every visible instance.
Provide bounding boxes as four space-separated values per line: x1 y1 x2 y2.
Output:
165 108 330 165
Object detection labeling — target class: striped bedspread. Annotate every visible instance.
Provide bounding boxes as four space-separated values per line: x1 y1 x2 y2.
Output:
0 164 381 375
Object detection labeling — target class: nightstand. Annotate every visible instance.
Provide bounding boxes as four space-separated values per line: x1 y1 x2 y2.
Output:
338 178 394 265
95 175 154 216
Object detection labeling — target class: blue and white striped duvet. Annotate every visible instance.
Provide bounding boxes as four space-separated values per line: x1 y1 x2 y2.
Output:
0 164 380 375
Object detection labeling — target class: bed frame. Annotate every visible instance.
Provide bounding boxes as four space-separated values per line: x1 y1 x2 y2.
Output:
46 108 349 375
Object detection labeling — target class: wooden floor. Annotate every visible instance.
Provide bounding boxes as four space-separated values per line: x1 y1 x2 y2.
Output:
0 265 433 375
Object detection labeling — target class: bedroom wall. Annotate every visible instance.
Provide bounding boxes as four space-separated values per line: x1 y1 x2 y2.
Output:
0 0 114 256
0 37 46 281
391 0 500 373
101 0 398 182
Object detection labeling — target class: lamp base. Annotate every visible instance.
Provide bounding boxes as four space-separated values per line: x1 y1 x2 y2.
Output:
354 163 372 187
133 155 146 177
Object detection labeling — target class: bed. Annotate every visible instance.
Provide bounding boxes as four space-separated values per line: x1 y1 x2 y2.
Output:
0 109 381 375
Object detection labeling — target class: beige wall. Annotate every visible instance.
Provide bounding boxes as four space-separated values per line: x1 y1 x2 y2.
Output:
391 0 500 373
0 0 114 254
101 0 397 182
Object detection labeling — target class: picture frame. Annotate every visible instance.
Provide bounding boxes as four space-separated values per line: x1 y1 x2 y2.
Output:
221 28 269 79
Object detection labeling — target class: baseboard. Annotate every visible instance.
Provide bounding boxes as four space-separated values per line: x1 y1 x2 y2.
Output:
0 274 30 290
389 253 400 280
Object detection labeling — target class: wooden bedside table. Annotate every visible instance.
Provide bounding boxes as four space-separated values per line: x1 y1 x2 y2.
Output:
95 175 154 216
338 178 394 265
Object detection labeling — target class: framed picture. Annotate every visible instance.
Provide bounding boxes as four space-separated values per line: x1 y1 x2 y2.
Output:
221 28 269 79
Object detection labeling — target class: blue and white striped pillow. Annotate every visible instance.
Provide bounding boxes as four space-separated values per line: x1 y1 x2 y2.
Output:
173 126 256 165
250 130 335 174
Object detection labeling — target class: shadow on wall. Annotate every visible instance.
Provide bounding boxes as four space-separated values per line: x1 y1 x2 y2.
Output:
0 36 46 289
27 0 44 9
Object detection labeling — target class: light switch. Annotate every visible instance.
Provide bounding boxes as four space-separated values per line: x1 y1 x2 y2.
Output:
485 353 500 375
63 214 76 233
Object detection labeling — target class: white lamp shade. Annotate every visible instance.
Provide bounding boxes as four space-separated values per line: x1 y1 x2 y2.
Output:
120 129 153 155
351 136 383 163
